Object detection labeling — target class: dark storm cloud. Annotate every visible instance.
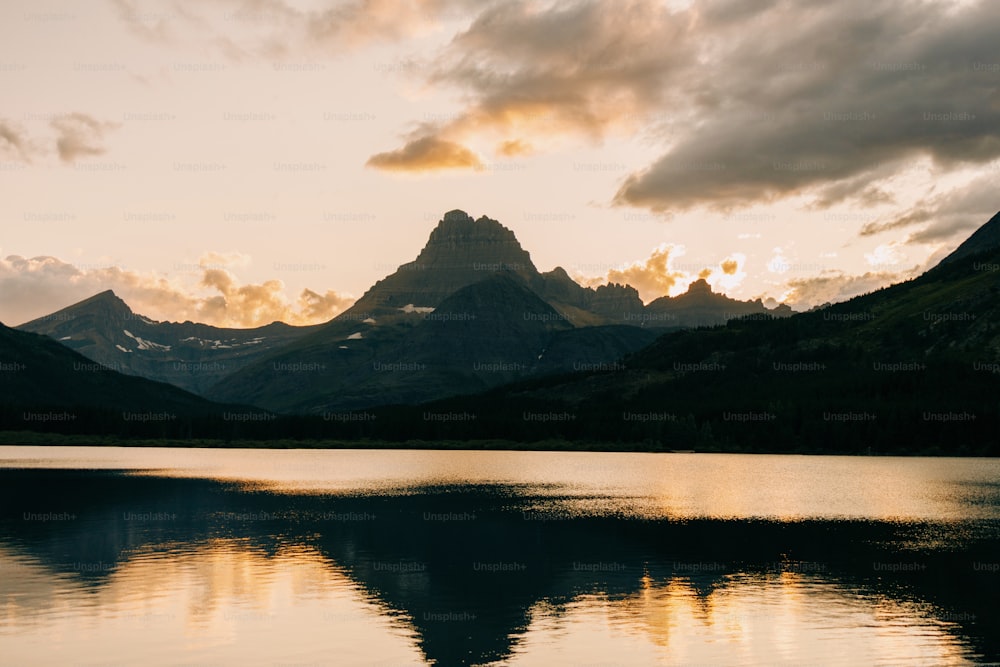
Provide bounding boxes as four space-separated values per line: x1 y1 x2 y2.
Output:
615 0 1000 211
367 0 1000 203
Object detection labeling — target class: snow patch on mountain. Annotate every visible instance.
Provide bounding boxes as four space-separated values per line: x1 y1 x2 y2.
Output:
179 336 266 349
399 304 435 314
123 329 171 351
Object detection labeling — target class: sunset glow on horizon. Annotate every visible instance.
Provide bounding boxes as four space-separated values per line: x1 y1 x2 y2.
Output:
2 0 998 327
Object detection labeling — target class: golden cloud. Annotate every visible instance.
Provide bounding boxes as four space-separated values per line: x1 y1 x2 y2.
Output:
368 1 689 171
578 244 687 303
0 253 353 328
580 246 753 303
366 136 483 172
496 139 533 156
781 271 909 310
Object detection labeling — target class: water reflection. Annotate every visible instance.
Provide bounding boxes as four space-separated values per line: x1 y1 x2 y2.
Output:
0 539 425 667
0 462 998 666
512 574 974 666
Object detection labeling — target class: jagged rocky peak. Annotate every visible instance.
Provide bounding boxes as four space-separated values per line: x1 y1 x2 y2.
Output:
594 282 640 296
418 210 531 263
686 278 713 294
443 209 472 222
413 209 537 273
539 266 591 310
348 210 542 311
540 266 584 292
589 282 645 318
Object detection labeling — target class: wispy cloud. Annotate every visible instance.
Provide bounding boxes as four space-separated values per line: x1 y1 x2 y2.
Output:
0 113 119 164
859 172 999 243
781 268 923 310
50 113 121 163
108 0 488 57
0 119 33 162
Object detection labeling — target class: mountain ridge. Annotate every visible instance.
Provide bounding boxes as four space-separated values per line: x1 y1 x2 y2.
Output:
16 210 799 411
358 235 1000 453
207 272 661 413
0 321 220 414
940 210 1000 265
18 291 323 395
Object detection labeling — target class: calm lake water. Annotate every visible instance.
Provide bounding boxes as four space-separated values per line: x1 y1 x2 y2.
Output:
1 447 999 666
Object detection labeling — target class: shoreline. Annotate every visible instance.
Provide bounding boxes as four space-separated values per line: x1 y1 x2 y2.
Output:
0 431 994 457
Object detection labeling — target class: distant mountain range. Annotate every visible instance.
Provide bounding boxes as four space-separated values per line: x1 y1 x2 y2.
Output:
208 272 660 413
18 291 322 395
361 211 1000 454
646 277 792 327
15 209 787 412
6 207 997 453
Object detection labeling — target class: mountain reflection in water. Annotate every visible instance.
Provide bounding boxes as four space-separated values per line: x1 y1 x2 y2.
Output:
1 451 999 666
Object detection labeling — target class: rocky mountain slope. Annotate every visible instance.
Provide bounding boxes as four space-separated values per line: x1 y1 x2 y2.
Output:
0 321 223 417
16 209 791 413
18 291 321 395
336 211 1000 454
209 273 660 413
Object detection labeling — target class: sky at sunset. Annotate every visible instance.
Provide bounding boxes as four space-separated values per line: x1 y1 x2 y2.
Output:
1 0 998 327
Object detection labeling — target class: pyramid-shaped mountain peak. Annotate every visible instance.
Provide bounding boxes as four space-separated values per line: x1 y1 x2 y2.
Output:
422 211 525 253
51 289 132 314
87 289 128 304
22 289 133 327
79 289 134 314
349 210 541 311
